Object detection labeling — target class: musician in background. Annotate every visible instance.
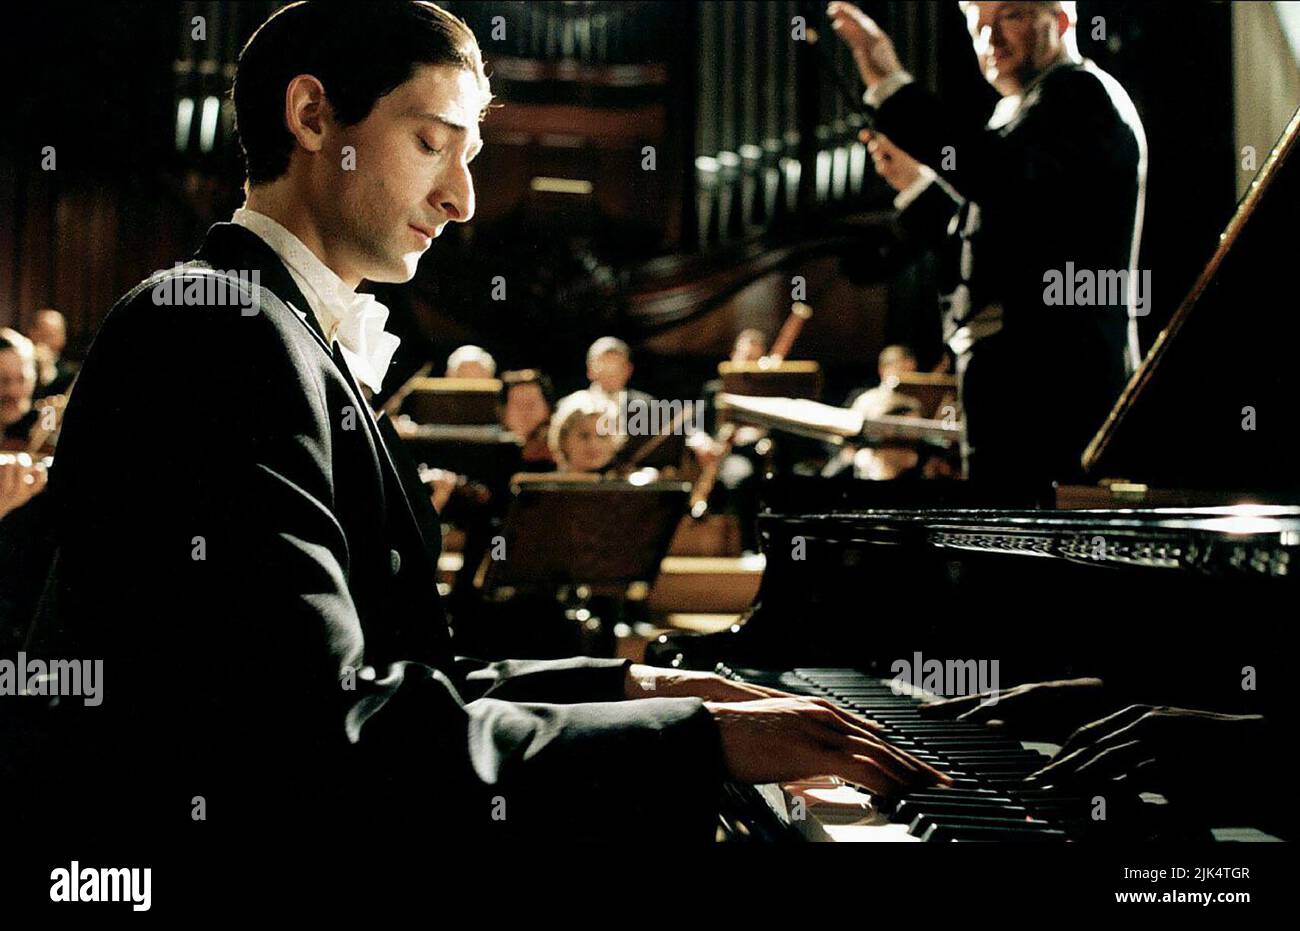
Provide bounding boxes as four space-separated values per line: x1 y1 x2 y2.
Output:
848 344 918 412
830 0 1146 482
499 368 556 469
0 331 53 645
445 343 495 378
584 335 653 413
822 345 926 480
27 308 78 400
0 329 39 446
689 330 772 550
693 328 769 451
549 390 622 473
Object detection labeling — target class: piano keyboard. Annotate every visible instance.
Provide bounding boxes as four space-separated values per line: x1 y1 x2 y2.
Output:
718 667 1185 843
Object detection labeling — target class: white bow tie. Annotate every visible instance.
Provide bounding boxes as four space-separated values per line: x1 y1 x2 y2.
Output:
320 288 401 395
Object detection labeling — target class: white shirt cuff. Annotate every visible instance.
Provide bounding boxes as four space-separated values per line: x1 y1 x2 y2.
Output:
893 165 937 211
863 70 915 109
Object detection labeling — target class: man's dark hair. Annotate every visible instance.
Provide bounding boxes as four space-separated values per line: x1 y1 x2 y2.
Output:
233 1 490 185
499 369 556 411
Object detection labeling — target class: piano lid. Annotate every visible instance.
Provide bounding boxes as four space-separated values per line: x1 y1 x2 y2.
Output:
1084 105 1300 494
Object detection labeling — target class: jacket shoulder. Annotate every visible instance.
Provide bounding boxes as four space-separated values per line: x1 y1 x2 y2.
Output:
100 262 320 361
1045 62 1141 123
79 262 330 416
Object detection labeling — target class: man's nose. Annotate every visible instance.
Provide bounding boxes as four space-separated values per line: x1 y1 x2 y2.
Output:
432 160 476 224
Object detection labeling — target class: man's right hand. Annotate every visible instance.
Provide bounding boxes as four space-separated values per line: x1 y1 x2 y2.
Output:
827 2 904 90
706 696 950 796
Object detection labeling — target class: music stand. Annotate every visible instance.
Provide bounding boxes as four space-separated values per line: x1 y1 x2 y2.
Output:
718 393 962 449
891 372 958 420
719 360 822 400
401 377 501 425
400 426 523 499
481 475 690 595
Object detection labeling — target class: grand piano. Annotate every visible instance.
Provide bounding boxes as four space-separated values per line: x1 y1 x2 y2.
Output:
649 107 1300 843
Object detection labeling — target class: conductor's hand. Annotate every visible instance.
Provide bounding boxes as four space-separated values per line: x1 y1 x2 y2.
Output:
861 130 923 192
919 677 1110 742
827 2 904 90
707 697 952 796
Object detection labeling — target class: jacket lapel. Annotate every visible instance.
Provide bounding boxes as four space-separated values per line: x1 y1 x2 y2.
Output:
195 223 331 354
194 223 437 562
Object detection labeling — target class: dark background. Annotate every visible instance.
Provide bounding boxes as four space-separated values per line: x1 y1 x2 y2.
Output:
0 1 1247 404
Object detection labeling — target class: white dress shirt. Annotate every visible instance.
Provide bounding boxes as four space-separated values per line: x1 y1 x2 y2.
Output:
231 207 401 394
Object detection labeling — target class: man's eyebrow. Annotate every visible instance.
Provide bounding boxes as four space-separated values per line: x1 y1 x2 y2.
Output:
408 111 471 133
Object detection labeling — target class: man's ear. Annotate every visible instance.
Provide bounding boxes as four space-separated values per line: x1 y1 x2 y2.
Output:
1053 9 1070 40
284 74 328 155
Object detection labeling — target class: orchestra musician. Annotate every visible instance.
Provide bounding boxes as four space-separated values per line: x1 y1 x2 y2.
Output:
582 335 653 415
18 0 945 849
445 342 496 378
829 0 1147 482
0 329 39 448
549 389 622 473
0 331 53 646
828 345 928 481
499 367 556 469
689 329 772 548
27 308 79 401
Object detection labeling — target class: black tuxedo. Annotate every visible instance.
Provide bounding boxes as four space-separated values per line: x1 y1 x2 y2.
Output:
876 60 1146 481
16 223 722 848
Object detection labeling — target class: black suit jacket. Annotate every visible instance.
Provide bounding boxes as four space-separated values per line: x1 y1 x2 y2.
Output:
877 60 1146 480
16 223 722 848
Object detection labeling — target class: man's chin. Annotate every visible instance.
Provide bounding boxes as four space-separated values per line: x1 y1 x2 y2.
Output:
984 63 1022 95
366 253 422 284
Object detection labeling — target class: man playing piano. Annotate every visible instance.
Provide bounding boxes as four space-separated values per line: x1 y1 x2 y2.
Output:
15 0 944 852
829 0 1147 482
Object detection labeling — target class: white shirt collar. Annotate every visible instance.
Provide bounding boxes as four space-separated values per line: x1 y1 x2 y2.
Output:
231 206 400 394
